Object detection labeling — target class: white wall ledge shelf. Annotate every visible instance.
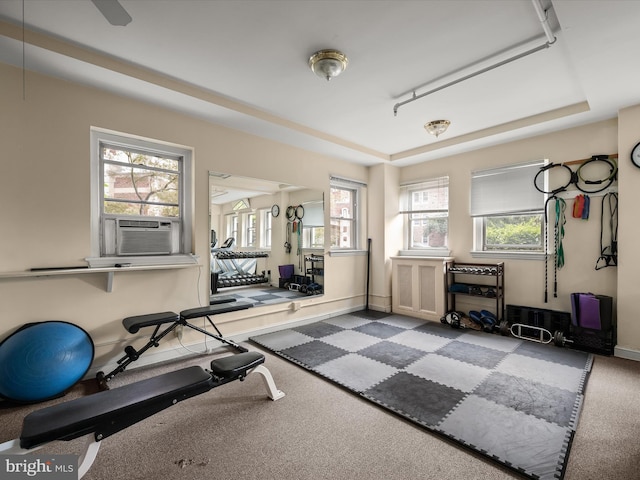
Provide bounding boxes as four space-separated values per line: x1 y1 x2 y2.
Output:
0 263 200 292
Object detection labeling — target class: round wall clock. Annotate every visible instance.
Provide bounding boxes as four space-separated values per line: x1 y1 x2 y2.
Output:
271 204 280 217
631 141 640 169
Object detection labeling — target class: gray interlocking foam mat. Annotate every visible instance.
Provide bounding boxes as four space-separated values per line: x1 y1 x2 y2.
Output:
211 286 304 307
250 313 593 480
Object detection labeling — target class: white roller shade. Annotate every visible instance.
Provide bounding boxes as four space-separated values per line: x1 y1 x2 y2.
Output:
470 161 545 216
302 201 324 226
399 177 448 213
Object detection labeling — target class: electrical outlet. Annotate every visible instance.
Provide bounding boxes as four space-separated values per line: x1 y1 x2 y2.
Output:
175 325 183 340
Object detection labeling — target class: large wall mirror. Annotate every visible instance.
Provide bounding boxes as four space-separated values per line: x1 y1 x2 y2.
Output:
209 172 325 307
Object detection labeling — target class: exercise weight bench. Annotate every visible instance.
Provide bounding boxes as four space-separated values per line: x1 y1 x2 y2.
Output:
0 351 285 479
96 299 253 389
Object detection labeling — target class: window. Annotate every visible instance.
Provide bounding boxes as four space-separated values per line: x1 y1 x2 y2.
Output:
303 226 325 249
261 209 272 249
101 147 180 218
244 212 257 247
330 177 364 249
226 214 238 242
89 129 193 264
471 161 545 254
400 177 449 250
301 200 324 249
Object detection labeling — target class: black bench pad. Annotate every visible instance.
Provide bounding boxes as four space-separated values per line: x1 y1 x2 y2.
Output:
123 311 179 334
209 295 237 305
180 302 253 319
210 352 265 379
20 366 211 450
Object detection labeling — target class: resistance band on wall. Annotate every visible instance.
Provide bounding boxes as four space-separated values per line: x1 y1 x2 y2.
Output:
295 205 304 270
284 221 292 253
595 192 618 270
572 194 590 219
536 155 617 302
285 205 305 268
543 195 566 302
554 197 566 298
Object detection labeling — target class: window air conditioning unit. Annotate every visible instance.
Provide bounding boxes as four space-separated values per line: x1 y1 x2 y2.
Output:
116 218 173 255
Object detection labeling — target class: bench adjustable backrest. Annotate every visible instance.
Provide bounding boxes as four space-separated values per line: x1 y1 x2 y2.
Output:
123 311 179 334
98 301 254 387
180 302 252 320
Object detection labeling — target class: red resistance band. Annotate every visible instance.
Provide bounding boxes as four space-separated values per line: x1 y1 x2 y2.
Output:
572 194 590 220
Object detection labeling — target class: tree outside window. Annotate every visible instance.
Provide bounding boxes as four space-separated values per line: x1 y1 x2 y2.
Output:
102 146 180 217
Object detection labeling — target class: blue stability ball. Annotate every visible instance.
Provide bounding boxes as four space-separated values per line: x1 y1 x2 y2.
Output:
0 321 94 403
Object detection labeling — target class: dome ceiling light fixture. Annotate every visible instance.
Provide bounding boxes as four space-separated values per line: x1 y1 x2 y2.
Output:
309 49 349 81
424 120 451 138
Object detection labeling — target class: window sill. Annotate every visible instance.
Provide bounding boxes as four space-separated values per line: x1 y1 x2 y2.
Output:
327 249 367 257
470 251 545 261
398 249 452 257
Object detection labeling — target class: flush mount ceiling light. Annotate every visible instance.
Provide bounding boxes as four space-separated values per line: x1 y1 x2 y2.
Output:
309 49 349 81
424 120 451 138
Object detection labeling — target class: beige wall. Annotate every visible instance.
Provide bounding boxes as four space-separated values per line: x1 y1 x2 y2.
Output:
2 60 638 370
0 63 367 371
367 163 401 312
615 104 640 357
398 118 640 358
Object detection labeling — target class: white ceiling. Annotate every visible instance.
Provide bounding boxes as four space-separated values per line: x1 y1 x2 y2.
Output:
1 0 639 167
209 172 303 205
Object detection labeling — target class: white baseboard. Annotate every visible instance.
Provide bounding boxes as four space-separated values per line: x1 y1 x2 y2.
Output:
614 345 640 362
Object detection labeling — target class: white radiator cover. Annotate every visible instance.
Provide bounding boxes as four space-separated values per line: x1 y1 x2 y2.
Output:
391 256 453 321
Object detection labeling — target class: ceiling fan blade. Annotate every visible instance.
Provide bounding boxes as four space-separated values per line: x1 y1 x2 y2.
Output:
91 0 132 26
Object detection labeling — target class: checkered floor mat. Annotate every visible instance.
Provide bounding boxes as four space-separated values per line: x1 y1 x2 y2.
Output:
211 286 306 307
250 313 592 480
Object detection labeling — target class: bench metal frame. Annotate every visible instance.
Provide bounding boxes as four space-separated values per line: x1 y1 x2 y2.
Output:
97 302 252 388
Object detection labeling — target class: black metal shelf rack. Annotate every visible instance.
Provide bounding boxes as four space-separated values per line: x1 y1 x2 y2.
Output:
445 261 505 322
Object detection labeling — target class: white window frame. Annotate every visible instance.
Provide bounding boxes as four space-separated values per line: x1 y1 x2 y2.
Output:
399 177 449 256
88 128 194 267
260 208 272 249
300 200 325 250
244 212 257 248
471 161 546 260
329 176 365 251
303 226 325 249
225 214 238 244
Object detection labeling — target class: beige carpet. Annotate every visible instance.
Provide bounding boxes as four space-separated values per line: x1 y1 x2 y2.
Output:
1 345 639 479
